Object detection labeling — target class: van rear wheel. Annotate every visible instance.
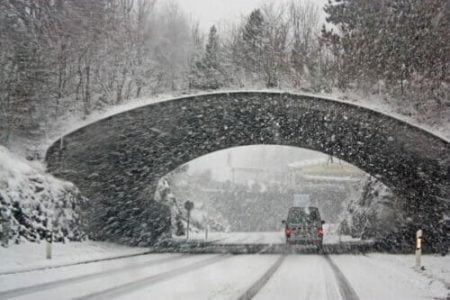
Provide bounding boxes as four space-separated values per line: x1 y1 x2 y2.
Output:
317 242 324 254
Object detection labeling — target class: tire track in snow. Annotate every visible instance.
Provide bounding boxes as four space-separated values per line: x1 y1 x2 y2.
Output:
238 255 285 300
74 254 231 300
0 254 185 299
324 255 360 300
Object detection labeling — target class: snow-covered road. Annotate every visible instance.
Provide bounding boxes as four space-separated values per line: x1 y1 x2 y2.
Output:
174 226 362 245
1 252 448 299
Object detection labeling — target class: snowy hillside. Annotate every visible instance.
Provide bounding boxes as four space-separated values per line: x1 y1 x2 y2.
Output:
0 146 85 245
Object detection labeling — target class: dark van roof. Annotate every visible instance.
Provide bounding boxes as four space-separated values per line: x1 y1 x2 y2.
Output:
289 206 319 212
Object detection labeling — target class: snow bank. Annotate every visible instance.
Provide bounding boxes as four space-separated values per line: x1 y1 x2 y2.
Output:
0 240 149 274
0 146 85 245
368 254 450 290
331 254 449 300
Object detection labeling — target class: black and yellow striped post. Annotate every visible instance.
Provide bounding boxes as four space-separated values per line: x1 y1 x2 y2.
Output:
415 229 423 269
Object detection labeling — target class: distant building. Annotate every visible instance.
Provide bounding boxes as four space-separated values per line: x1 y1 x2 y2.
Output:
287 158 367 222
288 158 365 188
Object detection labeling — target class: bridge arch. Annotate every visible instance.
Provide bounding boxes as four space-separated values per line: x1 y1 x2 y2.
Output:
46 92 450 245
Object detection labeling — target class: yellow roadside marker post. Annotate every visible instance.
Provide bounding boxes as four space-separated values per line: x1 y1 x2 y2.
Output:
415 229 423 269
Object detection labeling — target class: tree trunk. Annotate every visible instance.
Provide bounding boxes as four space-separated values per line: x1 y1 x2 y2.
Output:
84 65 91 115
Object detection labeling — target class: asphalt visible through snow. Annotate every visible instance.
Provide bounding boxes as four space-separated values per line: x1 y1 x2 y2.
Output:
0 253 354 300
1 251 446 299
0 232 447 300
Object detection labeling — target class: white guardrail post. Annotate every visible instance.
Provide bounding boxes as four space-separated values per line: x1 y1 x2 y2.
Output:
415 229 422 269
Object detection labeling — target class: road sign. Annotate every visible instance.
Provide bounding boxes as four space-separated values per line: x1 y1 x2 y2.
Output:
184 201 194 211
293 194 310 207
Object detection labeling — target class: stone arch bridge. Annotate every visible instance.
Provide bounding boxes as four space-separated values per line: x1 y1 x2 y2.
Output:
46 92 450 246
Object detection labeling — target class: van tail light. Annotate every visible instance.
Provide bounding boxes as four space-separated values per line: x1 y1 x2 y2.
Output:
285 227 292 237
317 227 324 237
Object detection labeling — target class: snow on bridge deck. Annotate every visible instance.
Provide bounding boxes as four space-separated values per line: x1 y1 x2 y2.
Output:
42 89 449 157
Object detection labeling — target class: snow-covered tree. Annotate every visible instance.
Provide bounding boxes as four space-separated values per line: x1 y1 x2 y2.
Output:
322 0 450 108
190 25 226 90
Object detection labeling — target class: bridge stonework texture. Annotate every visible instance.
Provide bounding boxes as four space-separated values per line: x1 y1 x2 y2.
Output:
46 92 450 246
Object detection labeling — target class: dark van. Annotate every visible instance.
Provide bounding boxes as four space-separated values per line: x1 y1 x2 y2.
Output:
282 206 324 249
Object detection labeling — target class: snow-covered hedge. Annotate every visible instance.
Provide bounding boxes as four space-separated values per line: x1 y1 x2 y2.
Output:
154 178 230 238
338 176 405 241
0 146 85 245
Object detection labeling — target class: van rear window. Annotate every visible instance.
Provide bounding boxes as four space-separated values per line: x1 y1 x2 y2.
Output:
287 207 320 224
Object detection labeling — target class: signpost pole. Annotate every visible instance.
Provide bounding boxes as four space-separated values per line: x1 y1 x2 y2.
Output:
184 201 194 241
186 210 190 241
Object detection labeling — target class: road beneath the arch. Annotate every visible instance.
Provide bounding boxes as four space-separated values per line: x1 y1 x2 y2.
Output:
172 225 364 245
1 248 448 299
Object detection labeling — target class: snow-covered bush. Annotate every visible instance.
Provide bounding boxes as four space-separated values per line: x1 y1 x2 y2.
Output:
154 177 230 237
338 176 405 241
0 146 85 245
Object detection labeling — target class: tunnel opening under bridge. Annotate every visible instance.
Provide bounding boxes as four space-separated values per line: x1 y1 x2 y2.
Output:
158 145 413 249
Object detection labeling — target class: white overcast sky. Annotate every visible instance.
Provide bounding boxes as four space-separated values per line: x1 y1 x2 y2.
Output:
172 0 329 32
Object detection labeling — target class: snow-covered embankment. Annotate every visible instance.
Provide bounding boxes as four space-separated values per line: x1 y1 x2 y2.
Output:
0 146 85 245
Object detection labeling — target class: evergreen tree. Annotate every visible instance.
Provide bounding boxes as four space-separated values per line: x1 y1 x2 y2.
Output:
203 25 224 89
233 7 289 88
188 23 205 90
238 9 266 78
190 25 224 90
205 26 220 70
